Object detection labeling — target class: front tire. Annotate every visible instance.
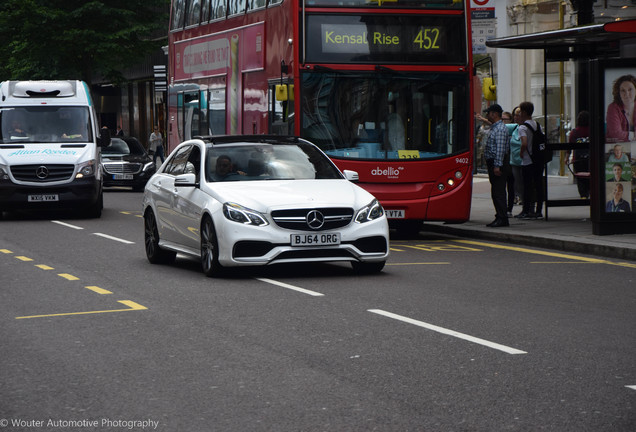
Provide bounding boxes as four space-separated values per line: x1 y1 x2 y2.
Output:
201 216 223 277
144 209 176 264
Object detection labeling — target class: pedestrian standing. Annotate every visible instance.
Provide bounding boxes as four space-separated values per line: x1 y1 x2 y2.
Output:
509 106 524 208
483 104 511 227
149 126 165 165
502 111 515 216
516 101 544 219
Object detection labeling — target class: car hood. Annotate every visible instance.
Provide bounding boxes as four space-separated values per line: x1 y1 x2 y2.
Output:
208 179 376 212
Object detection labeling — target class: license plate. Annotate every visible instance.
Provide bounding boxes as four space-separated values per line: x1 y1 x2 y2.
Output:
291 233 341 246
28 194 59 202
386 209 405 219
114 174 133 180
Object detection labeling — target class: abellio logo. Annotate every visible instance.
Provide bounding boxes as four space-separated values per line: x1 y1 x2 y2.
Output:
371 166 403 179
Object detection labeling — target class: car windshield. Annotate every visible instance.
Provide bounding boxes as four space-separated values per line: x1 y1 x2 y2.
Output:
102 137 146 156
0 106 92 143
204 142 343 182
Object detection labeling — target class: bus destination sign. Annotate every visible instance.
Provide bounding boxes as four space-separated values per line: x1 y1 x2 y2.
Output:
306 14 466 64
322 24 443 54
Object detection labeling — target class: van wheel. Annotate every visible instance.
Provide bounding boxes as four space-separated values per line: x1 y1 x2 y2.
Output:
86 193 103 218
144 210 176 264
351 260 386 274
201 216 223 277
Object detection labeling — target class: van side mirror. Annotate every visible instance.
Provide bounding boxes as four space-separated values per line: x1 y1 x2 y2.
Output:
98 127 111 147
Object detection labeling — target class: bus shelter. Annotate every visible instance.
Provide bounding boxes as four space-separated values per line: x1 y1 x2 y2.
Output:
487 19 636 235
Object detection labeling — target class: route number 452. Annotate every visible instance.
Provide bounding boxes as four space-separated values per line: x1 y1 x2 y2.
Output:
414 28 440 50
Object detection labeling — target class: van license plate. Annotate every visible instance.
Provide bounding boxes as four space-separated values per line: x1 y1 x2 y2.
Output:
291 233 341 246
28 194 59 202
386 209 405 219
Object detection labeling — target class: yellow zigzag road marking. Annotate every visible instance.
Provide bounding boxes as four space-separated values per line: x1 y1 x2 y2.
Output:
15 300 147 320
454 240 636 268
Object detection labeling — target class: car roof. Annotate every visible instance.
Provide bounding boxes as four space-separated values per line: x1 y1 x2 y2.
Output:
193 135 312 147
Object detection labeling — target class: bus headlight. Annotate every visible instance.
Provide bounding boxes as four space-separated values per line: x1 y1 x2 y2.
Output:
355 199 384 223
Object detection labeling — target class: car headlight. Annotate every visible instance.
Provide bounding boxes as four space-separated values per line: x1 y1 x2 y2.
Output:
223 202 269 226
355 199 384 223
143 162 155 172
0 164 9 180
76 160 96 178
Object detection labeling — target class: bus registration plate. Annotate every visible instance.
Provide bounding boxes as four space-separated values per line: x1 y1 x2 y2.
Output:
291 233 340 247
386 209 405 219
28 194 59 202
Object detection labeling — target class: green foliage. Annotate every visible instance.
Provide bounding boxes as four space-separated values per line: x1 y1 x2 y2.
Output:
0 0 169 84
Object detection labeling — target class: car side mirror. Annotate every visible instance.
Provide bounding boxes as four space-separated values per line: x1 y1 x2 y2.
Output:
175 173 198 187
98 128 111 147
343 170 359 182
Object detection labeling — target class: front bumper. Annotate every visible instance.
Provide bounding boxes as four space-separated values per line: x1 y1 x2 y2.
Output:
0 177 101 211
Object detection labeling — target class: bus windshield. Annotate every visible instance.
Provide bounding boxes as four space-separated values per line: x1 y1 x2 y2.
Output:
0 106 92 144
301 71 468 160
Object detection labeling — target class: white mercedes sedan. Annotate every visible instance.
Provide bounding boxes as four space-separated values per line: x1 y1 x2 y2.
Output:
142 136 389 277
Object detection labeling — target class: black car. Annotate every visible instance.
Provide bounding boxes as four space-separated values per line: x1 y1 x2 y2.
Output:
101 137 156 191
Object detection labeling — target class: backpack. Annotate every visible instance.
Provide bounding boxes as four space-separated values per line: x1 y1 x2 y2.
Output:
523 121 551 164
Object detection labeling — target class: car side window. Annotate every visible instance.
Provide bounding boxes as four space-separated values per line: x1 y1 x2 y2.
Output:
163 145 192 176
185 146 202 182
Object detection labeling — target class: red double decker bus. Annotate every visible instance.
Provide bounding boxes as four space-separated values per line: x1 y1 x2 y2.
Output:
168 0 474 234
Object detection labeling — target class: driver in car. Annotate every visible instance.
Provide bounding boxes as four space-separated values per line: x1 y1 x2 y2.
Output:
212 155 245 181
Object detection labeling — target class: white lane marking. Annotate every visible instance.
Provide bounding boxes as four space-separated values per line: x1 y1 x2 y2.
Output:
626 385 636 391
368 309 527 355
256 278 325 297
52 220 84 230
93 233 135 245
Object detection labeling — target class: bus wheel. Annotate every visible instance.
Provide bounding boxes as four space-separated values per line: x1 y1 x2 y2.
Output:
394 220 422 238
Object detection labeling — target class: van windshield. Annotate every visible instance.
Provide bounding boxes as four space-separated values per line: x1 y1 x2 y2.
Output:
0 106 92 144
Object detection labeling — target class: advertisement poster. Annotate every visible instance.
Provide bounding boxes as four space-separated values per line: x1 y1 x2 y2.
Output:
603 68 636 214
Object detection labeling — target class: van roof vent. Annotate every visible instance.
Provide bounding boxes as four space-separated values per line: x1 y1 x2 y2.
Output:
11 81 76 98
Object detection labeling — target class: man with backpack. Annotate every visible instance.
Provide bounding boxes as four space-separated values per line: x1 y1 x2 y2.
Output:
516 101 544 219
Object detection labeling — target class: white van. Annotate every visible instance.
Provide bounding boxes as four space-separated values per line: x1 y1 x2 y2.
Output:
0 80 110 217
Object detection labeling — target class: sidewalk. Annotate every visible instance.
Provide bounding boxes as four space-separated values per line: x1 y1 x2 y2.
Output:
421 175 636 261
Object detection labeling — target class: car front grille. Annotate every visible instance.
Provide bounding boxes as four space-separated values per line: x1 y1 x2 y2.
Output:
11 164 75 182
271 207 354 231
103 163 142 175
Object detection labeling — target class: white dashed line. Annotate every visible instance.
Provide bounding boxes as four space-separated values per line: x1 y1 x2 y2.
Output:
256 278 324 297
93 233 135 244
52 220 84 230
368 309 527 355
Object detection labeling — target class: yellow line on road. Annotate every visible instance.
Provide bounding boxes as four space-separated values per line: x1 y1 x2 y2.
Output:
0 249 13 254
387 262 451 266
16 256 33 262
85 286 112 295
15 300 147 320
36 264 54 270
58 273 79 281
454 240 636 268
